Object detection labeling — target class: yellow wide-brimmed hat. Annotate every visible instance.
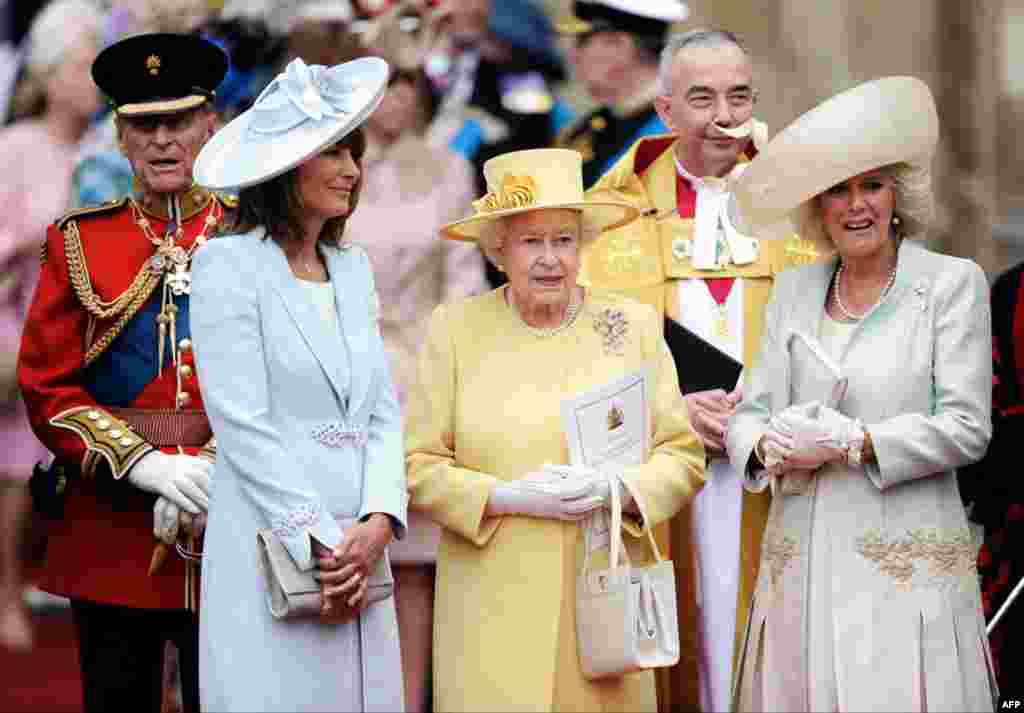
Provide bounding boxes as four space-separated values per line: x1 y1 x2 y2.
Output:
442 149 638 242
729 76 939 240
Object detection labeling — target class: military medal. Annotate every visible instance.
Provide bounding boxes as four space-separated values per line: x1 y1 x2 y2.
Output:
132 195 220 377
715 306 730 338
706 277 736 341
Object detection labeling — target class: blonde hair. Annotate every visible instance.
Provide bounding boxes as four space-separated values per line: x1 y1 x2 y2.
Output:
793 161 935 251
477 210 600 268
11 0 103 120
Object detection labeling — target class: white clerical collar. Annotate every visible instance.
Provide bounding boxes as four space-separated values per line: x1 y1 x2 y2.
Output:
673 153 736 189
671 152 759 267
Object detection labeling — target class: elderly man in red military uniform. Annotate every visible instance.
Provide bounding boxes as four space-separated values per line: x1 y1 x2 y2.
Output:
17 33 232 713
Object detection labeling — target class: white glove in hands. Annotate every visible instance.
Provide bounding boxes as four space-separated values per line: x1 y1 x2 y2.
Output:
756 427 794 473
153 496 180 545
153 498 208 546
128 451 212 514
772 402 862 471
541 464 635 511
487 470 605 521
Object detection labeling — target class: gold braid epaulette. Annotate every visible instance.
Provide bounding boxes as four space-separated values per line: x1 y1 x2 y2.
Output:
63 217 162 366
55 197 127 230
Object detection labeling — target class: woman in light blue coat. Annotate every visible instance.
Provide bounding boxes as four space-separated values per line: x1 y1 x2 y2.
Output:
190 57 407 712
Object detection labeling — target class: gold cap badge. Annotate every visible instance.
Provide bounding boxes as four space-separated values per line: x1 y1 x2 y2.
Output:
146 54 161 76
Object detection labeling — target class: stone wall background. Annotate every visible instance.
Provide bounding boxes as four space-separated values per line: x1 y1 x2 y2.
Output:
544 0 1024 278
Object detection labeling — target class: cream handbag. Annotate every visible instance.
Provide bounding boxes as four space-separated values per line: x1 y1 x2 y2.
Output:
257 516 394 620
576 476 679 679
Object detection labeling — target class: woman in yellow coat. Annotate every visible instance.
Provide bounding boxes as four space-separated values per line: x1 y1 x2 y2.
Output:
405 148 706 712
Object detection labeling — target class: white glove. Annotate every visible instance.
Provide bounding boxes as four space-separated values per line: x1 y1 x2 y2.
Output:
486 470 605 521
152 499 207 547
153 496 181 545
755 427 794 473
772 402 862 471
128 451 212 514
541 464 635 511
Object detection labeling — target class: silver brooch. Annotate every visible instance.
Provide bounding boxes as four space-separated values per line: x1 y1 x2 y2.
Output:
593 308 630 355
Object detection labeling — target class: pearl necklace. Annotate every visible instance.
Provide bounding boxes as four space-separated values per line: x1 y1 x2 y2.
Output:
507 286 582 338
833 261 897 322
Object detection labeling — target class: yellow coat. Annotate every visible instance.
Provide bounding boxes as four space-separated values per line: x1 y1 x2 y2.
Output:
581 134 823 710
405 288 705 713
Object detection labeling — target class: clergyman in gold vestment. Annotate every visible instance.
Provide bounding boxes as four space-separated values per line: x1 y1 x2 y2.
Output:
581 30 821 712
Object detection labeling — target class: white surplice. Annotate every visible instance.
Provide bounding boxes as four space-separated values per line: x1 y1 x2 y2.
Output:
676 278 745 713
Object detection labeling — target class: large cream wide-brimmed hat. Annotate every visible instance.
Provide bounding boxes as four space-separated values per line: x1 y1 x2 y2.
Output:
442 149 638 242
193 56 388 190
729 76 939 241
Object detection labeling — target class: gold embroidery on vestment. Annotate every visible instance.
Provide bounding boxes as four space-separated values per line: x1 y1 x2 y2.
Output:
783 236 821 265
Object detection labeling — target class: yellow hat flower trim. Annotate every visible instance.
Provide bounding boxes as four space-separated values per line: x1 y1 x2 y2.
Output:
473 175 538 214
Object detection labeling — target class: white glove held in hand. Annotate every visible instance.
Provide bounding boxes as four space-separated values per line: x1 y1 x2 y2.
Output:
756 427 794 473
128 451 212 514
541 464 635 511
487 470 605 521
772 402 862 471
153 496 181 545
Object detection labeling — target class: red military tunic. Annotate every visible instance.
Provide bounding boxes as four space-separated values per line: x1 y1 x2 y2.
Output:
18 187 233 610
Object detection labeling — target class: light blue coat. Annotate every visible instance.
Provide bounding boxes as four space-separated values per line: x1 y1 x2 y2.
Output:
190 227 407 712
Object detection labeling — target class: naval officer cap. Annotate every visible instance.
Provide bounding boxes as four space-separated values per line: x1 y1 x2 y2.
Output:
556 0 690 40
92 33 229 117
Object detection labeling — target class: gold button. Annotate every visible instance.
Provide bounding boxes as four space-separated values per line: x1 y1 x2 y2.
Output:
87 410 100 420
178 338 192 352
177 392 192 407
590 116 607 131
97 419 110 430
119 437 134 447
179 364 193 379
109 429 122 439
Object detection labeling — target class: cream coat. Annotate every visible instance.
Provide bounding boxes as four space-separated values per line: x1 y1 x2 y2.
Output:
405 289 705 712
727 239 998 712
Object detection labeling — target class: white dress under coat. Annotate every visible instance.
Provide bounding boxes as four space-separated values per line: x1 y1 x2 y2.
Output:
190 229 407 712
727 239 998 712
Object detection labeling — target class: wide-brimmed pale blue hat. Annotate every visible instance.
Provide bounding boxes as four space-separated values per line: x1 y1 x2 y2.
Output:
194 56 388 190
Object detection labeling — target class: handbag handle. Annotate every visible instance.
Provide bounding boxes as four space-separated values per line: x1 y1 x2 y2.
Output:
581 473 664 575
580 474 628 576
620 475 664 563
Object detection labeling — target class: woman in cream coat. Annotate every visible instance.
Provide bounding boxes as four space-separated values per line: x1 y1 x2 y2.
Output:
191 58 406 712
726 77 997 711
405 149 706 712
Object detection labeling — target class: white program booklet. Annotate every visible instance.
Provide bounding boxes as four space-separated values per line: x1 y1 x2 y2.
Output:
561 367 652 473
561 368 653 554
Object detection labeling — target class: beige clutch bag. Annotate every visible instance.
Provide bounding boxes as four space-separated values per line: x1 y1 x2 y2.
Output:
256 516 394 620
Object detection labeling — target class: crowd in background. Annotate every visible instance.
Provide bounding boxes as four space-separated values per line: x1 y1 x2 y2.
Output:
1 1 1022 712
